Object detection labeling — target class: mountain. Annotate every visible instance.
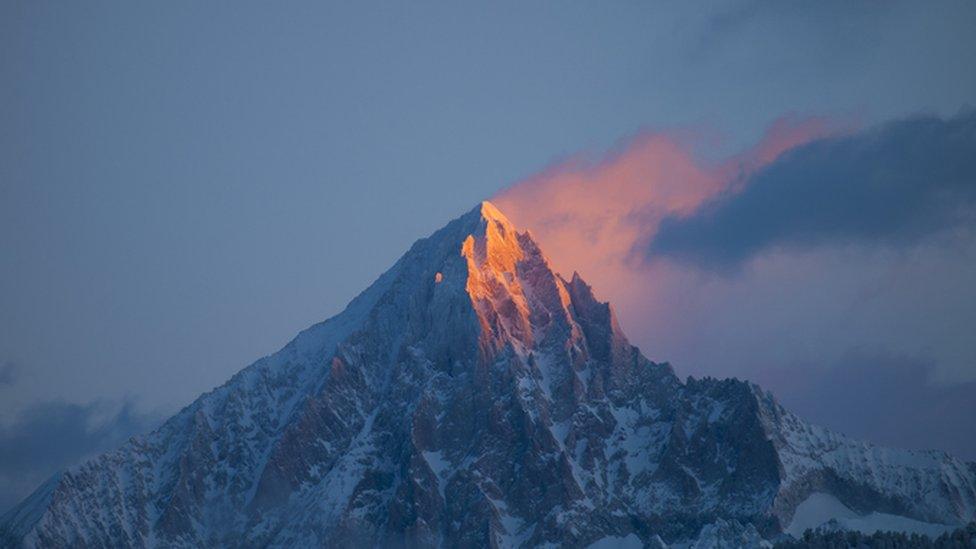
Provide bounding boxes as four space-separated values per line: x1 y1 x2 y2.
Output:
2 202 975 548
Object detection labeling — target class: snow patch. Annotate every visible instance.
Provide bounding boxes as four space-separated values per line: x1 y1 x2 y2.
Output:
787 492 956 538
423 450 450 497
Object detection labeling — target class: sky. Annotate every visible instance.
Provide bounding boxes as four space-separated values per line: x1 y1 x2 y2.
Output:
2 0 976 512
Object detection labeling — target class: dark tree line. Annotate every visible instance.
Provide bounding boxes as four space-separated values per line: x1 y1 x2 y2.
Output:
774 522 976 549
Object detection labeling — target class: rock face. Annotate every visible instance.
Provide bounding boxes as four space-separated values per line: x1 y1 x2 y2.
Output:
2 202 975 548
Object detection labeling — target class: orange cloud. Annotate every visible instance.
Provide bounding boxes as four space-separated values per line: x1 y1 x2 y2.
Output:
492 117 835 337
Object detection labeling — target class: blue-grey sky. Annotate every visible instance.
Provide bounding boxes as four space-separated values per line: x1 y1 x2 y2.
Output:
2 1 975 512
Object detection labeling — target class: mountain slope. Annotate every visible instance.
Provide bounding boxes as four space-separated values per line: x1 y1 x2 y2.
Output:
2 202 975 548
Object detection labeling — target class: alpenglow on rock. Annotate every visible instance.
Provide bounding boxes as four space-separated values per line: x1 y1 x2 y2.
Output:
2 202 975 547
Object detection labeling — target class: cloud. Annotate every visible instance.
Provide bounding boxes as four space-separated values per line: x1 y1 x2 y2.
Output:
767 352 976 460
650 112 976 268
492 116 829 284
491 112 976 462
0 399 162 515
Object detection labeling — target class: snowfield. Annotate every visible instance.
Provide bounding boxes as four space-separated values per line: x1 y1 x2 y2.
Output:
786 492 956 539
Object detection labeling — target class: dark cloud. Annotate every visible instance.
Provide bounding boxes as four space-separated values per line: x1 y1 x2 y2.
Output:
0 400 161 515
760 353 976 461
650 112 976 268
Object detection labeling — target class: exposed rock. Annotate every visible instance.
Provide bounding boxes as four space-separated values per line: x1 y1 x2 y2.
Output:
2 202 974 548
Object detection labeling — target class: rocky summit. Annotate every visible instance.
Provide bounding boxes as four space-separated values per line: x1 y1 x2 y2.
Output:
2 202 975 548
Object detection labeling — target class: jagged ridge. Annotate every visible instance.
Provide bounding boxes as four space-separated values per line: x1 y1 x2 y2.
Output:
2 202 975 548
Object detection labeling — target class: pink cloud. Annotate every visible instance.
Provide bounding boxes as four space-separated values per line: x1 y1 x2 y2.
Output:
492 115 976 461
492 116 833 297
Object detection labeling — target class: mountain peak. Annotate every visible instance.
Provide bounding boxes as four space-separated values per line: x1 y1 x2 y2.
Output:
4 201 975 548
454 200 517 239
477 199 510 224
462 203 521 266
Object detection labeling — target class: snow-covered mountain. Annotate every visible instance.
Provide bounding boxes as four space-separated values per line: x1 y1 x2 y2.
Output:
2 202 974 547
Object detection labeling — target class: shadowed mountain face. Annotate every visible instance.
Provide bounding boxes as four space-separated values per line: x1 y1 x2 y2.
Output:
2 202 975 548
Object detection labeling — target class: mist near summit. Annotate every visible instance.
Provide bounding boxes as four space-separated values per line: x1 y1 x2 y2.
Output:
495 111 976 460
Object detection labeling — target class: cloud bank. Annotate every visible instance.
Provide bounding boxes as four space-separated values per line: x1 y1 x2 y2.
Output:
492 116 830 285
651 112 976 268
770 352 976 459
493 111 976 460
